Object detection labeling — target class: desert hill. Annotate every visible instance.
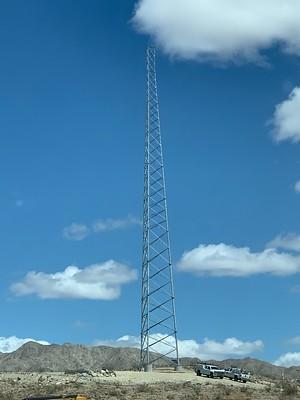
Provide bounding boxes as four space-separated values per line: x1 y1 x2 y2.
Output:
0 342 170 372
0 342 300 381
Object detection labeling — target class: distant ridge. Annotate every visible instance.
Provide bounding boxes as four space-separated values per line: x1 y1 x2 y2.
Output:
0 341 300 380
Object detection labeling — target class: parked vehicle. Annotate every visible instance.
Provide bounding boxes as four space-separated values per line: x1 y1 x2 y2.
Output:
224 367 250 383
195 364 225 379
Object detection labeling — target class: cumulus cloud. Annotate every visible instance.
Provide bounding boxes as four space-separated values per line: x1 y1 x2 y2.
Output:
11 261 137 300
133 0 300 63
267 233 300 252
63 223 90 241
272 87 300 143
95 334 263 360
0 336 49 353
63 216 141 241
177 243 300 277
274 352 300 367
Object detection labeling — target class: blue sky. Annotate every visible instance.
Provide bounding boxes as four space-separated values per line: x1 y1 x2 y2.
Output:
2 0 300 367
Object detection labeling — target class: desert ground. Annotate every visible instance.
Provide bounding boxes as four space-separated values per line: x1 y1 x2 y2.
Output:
0 369 299 400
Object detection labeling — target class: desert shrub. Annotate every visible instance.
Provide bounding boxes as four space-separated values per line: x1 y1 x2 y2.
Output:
0 393 14 400
281 380 298 396
213 394 223 400
166 394 175 400
192 384 202 397
136 383 153 393
264 384 272 392
214 384 232 398
224 386 231 396
240 385 251 393
107 387 121 397
120 387 128 395
179 395 198 400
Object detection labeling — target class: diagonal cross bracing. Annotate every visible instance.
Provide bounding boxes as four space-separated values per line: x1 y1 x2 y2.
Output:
140 47 180 370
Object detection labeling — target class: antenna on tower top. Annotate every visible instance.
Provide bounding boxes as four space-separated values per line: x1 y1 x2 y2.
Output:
140 47 181 372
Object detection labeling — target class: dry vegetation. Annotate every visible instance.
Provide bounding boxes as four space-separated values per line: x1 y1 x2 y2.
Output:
0 371 299 400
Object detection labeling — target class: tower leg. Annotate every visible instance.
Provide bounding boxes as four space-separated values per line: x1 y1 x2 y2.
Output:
144 364 153 372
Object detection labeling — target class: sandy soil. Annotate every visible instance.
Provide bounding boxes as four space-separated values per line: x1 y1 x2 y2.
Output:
99 369 264 388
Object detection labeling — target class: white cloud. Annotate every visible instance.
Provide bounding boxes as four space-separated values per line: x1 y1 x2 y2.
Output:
274 352 300 367
295 181 300 193
93 216 141 233
133 0 300 63
63 223 90 241
178 243 300 277
63 216 141 241
272 87 300 143
11 261 137 300
95 334 263 360
267 233 300 252
0 336 49 353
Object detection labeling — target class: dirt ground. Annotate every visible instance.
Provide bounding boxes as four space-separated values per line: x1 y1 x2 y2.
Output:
0 369 299 400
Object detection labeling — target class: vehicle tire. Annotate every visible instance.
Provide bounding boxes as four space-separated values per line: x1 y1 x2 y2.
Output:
229 377 233 380
220 376 224 379
234 375 238 381
243 380 246 383
196 370 201 376
210 372 214 379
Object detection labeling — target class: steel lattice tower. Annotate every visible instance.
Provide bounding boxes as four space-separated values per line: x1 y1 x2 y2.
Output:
141 47 180 372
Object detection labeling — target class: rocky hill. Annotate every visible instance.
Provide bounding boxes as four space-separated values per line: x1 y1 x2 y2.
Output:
1 342 300 381
0 342 170 372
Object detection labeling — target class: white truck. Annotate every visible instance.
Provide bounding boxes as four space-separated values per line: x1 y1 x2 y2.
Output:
195 364 225 379
224 367 250 383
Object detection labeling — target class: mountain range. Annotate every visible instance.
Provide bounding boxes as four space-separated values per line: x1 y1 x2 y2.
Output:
0 342 299 381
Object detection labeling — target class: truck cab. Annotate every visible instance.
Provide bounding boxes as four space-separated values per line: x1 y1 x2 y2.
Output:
195 364 225 379
225 367 250 383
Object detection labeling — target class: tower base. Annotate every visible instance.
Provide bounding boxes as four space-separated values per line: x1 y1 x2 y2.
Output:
144 364 153 372
175 365 184 372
